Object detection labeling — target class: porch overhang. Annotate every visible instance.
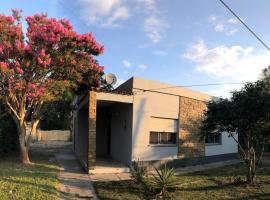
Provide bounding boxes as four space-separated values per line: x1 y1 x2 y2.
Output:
87 90 133 173
96 92 133 104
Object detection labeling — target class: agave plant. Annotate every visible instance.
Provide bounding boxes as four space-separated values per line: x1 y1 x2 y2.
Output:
150 165 176 198
131 160 147 184
130 160 152 199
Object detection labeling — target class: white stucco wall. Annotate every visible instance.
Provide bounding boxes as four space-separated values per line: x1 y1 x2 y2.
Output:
205 133 238 156
110 103 133 165
132 91 179 161
115 77 239 162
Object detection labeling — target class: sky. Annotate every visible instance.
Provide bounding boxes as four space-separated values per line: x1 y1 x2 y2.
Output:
1 0 270 98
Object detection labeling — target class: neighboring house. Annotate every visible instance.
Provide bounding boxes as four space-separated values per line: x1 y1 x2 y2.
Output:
72 77 238 173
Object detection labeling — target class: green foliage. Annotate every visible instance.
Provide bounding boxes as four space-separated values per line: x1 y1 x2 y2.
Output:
130 160 151 199
200 66 270 184
130 161 176 199
131 160 147 183
149 165 176 199
39 100 71 130
0 103 18 156
94 163 270 200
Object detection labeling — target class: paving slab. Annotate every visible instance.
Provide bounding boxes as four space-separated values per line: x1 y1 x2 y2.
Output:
90 173 131 182
56 148 99 200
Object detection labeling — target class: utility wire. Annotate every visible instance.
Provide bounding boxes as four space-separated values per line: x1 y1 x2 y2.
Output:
218 0 270 52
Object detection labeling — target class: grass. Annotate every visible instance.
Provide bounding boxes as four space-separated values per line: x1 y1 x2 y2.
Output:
94 163 270 200
0 145 61 200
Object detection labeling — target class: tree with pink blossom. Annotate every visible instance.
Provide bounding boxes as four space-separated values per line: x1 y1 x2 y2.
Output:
0 10 105 164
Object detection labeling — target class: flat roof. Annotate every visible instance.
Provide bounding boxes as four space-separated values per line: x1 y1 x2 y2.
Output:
116 77 214 102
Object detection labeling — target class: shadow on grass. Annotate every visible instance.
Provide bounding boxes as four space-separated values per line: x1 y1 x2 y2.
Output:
0 144 61 199
231 193 270 200
183 163 270 178
1 177 57 195
94 180 141 198
94 164 270 200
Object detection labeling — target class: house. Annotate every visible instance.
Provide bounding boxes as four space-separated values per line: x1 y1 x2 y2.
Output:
72 77 238 173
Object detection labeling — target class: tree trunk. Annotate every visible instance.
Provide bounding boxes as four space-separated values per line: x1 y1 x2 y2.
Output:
246 149 256 184
18 125 31 164
27 119 40 145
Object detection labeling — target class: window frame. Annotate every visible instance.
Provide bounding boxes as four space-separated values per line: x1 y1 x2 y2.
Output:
149 131 177 146
205 132 222 145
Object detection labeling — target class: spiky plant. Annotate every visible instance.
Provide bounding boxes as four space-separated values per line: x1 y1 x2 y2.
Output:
150 165 176 199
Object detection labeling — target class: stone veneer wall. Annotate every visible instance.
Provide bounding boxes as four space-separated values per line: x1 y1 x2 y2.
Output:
88 91 97 170
178 96 207 158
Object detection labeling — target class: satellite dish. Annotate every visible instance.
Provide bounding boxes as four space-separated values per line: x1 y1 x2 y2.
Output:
105 73 117 85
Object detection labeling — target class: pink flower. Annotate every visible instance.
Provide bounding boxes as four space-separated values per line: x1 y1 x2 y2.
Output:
0 62 7 71
15 40 23 50
15 67 24 74
39 49 46 57
37 50 51 67
28 83 37 90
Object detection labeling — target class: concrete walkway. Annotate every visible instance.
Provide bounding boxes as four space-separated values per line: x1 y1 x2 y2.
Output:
56 148 99 200
90 172 131 182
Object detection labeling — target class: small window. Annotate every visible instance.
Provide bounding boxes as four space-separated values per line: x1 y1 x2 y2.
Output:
150 132 159 144
149 132 177 145
205 133 221 144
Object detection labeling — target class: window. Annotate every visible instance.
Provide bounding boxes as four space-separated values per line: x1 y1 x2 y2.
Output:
205 133 221 144
150 132 177 145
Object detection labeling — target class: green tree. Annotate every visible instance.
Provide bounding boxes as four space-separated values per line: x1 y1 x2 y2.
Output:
201 69 270 184
0 10 105 164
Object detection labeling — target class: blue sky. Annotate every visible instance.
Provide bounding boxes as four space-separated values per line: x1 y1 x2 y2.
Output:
1 0 270 97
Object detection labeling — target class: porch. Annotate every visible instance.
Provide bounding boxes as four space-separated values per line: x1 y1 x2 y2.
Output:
73 90 133 174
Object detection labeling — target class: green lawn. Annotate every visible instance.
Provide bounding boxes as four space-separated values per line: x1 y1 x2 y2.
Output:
0 146 60 200
94 163 270 200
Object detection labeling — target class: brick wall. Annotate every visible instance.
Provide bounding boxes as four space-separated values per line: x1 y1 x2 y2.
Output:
88 91 97 170
178 96 207 158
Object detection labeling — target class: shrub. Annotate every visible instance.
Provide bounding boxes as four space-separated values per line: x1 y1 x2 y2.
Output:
131 161 176 199
130 160 152 199
0 103 18 156
149 165 176 199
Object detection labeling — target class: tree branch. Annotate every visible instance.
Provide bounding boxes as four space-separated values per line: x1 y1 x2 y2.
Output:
5 98 20 120
229 132 247 160
256 138 266 166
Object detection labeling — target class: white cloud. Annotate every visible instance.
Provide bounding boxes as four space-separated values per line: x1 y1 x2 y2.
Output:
144 16 169 43
214 24 224 32
77 0 130 27
101 6 130 27
226 29 238 36
135 0 157 13
207 84 243 98
135 0 168 43
153 50 168 56
208 15 217 22
138 64 147 70
122 60 131 68
227 18 239 24
183 40 270 97
208 14 239 36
